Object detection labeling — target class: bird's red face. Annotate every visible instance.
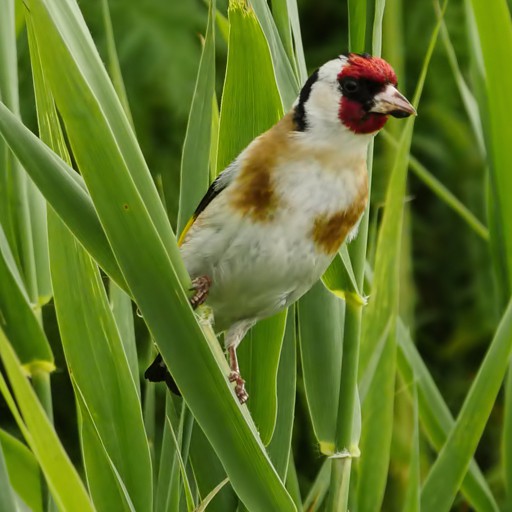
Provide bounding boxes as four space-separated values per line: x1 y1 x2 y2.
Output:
337 53 415 134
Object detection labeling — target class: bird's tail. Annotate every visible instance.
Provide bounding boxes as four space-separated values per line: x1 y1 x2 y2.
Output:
144 353 181 396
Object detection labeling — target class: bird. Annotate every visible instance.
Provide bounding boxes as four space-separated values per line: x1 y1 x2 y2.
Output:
145 53 415 403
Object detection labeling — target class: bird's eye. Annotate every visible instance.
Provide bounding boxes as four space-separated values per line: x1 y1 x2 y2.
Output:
342 79 359 94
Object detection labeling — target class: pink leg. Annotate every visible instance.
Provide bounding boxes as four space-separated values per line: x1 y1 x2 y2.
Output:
189 275 211 309
228 345 248 404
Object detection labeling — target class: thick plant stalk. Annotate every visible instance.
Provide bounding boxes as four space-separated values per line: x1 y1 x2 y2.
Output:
326 2 369 508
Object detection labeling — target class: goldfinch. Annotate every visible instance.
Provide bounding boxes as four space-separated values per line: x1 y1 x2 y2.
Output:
146 53 415 403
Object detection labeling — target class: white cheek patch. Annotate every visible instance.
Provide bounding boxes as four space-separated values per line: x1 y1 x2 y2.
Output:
306 81 341 124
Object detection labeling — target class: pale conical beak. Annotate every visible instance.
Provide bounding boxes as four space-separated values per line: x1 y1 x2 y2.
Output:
369 84 416 118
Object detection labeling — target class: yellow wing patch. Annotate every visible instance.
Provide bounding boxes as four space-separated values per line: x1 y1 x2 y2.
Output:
178 215 197 247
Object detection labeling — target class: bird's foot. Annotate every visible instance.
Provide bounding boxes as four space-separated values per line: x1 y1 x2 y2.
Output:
189 275 211 309
229 371 249 404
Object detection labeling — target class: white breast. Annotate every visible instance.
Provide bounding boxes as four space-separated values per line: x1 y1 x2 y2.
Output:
180 142 368 331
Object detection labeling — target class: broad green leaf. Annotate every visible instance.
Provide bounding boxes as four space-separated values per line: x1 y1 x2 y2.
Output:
48 212 152 512
420 299 512 511
0 224 54 371
268 308 297 478
0 429 42 512
177 0 215 233
0 329 95 512
239 311 287 445
298 281 344 453
217 1 284 172
396 319 499 512
27 0 185 283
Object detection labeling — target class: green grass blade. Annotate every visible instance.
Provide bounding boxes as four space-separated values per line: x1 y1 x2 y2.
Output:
0 440 17 512
356 326 396 512
0 329 95 512
189 426 237 512
270 0 294 68
298 282 344 453
0 0 41 306
467 1 512 504
505 369 512 508
196 478 230 512
421 299 512 511
99 0 133 125
48 212 153 512
348 0 366 52
356 6 446 508
437 13 485 154
249 0 299 107
109 282 139 397
285 0 307 83
0 0 21 268
165 416 195 512
0 429 42 512
468 0 512 293
401 382 420 512
303 459 331 512
177 0 215 233
75 382 137 512
0 104 126 288
380 130 489 241
396 320 499 512
155 395 180 512
285 453 302 509
0 225 54 371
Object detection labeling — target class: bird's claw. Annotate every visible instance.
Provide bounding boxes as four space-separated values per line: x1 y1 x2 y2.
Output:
189 275 211 309
229 371 249 404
